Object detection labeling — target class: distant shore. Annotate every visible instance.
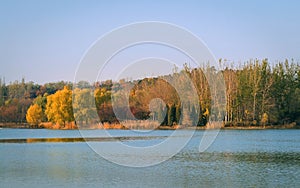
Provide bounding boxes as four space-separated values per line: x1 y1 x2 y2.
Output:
159 123 299 130
0 122 299 130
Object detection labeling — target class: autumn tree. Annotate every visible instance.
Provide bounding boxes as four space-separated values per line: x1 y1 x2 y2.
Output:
2 59 300 128
45 86 74 126
26 104 43 127
181 106 192 126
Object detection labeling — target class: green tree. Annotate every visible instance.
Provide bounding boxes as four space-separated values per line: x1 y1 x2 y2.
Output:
32 94 47 121
73 88 97 125
175 104 181 124
167 104 176 126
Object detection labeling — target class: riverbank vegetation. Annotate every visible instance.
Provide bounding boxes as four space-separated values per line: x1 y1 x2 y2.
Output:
0 59 299 129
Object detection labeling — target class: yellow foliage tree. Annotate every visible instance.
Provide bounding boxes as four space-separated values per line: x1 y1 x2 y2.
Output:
26 104 43 127
203 108 209 116
261 113 268 126
45 86 74 126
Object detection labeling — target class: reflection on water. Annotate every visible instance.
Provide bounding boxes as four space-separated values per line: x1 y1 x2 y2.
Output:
0 129 299 187
0 136 168 143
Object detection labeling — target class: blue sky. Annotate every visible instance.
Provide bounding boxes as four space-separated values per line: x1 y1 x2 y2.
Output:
0 0 299 84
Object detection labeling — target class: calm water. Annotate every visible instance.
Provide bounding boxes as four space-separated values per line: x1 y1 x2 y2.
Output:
0 129 299 187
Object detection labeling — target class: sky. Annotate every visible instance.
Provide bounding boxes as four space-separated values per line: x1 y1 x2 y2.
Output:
0 0 300 84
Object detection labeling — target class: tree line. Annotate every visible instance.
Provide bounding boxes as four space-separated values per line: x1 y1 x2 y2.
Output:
0 59 299 128
0 78 72 124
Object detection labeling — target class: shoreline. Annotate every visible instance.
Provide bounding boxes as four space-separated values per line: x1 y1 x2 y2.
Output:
159 124 300 130
0 122 299 130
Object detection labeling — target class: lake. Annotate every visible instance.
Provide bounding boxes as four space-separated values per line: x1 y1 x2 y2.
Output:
0 129 299 187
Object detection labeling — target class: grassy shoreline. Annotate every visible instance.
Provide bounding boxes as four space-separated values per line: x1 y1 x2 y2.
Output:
0 122 299 130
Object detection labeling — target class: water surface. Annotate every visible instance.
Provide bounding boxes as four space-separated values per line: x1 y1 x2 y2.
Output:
0 129 299 187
